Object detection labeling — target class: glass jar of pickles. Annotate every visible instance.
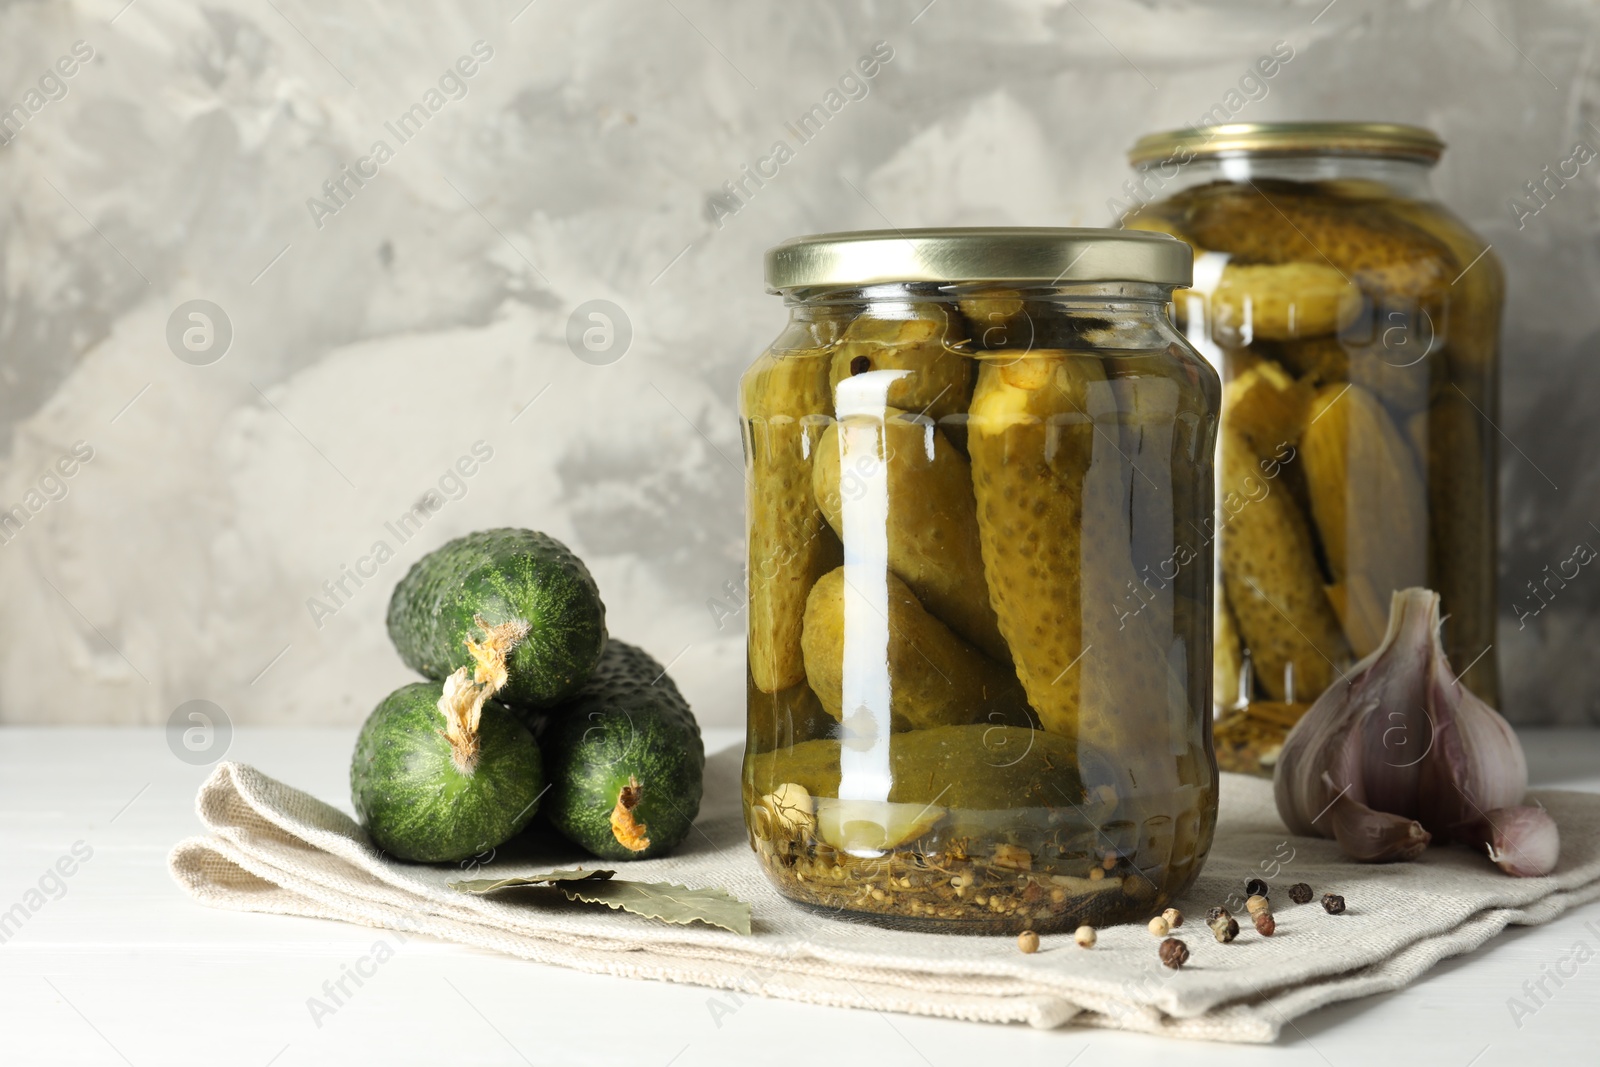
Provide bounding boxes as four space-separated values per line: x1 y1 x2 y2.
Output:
1123 123 1502 776
741 229 1220 933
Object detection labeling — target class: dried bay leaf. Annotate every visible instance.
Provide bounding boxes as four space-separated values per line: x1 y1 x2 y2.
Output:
556 879 751 935
449 868 614 893
449 869 752 935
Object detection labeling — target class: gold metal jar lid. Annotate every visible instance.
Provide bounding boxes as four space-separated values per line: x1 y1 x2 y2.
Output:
1127 122 1445 166
764 227 1192 291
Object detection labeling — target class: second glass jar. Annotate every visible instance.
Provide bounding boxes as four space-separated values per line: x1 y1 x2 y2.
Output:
1123 123 1502 776
742 229 1220 933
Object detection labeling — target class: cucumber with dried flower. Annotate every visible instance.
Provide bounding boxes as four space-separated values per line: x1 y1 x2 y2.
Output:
387 528 607 708
351 675 545 863
533 640 704 860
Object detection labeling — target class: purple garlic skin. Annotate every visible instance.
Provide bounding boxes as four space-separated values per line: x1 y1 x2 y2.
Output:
1274 588 1539 870
1462 805 1561 877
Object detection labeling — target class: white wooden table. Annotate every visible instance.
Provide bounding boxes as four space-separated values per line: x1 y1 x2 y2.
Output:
2 726 1596 1066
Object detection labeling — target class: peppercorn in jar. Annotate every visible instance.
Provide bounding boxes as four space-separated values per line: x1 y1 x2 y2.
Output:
1122 123 1502 777
742 228 1221 933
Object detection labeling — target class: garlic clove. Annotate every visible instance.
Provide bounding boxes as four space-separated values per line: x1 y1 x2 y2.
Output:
1319 770 1431 862
1345 590 1438 820
761 783 816 834
1420 662 1528 842
813 798 945 853
1462 805 1560 877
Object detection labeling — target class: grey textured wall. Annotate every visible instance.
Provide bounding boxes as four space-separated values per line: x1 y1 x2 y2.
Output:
1 0 1595 729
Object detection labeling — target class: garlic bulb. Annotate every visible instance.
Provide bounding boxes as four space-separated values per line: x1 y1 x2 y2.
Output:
1274 588 1551 874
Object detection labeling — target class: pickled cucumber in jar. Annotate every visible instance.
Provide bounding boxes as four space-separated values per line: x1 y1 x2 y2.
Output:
741 342 840 696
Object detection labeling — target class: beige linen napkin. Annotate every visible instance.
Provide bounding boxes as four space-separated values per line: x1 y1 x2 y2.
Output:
169 750 1600 1043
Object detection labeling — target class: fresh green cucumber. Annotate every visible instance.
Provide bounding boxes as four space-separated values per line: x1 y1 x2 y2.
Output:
387 528 607 708
534 640 704 860
351 678 545 863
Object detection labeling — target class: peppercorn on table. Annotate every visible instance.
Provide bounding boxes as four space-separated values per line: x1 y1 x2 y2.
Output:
2 725 1598 1065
